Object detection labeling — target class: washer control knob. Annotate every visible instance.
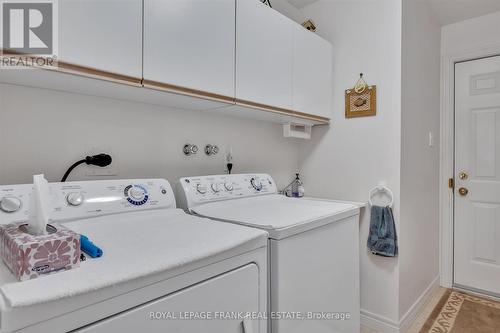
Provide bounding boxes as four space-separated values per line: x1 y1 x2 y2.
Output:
196 184 207 194
251 178 263 191
211 183 220 193
66 192 84 207
224 182 233 191
129 187 145 200
0 197 22 213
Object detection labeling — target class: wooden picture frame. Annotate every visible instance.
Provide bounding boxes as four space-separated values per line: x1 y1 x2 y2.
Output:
345 85 377 118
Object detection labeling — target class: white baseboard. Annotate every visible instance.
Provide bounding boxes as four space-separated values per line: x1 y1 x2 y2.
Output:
361 310 399 333
361 275 440 333
399 275 440 332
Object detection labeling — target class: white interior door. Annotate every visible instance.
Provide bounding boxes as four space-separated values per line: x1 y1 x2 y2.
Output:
454 55 500 295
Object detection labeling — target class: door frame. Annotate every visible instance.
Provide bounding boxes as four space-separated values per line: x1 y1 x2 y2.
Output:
440 43 500 288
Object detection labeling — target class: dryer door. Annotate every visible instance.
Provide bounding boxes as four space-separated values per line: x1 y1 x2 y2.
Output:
77 264 260 333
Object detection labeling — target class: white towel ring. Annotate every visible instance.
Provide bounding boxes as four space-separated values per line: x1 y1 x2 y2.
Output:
368 185 394 208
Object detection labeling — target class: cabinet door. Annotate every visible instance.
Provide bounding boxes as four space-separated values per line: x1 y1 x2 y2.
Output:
236 0 293 109
76 264 260 333
144 0 235 98
59 0 142 78
293 25 332 119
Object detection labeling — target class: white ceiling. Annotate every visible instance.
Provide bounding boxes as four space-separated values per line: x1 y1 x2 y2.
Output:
427 0 500 25
284 0 500 26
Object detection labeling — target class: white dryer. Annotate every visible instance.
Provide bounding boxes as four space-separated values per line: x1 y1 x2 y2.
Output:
178 174 361 333
0 179 268 333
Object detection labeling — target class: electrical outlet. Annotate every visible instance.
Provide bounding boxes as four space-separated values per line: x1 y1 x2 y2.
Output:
84 146 118 177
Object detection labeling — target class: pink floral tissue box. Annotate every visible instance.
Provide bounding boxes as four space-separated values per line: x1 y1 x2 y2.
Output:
0 223 80 281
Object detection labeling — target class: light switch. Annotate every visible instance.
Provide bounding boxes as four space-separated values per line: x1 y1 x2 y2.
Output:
428 132 434 147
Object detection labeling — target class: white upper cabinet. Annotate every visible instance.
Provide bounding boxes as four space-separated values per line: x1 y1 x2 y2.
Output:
236 0 293 110
59 0 143 78
9 0 332 124
293 25 332 119
144 0 236 99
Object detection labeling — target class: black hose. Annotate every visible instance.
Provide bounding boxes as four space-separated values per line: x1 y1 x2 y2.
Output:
61 160 86 182
61 154 112 182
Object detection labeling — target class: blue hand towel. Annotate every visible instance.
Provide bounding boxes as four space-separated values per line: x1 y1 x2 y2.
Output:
367 205 398 257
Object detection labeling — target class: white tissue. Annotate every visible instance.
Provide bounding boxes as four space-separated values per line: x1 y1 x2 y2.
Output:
27 174 51 235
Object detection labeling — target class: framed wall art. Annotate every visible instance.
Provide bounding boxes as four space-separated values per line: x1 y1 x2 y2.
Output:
345 74 377 118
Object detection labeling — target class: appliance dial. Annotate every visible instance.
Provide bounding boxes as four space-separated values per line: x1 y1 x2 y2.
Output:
196 184 207 194
66 192 84 207
125 185 149 206
129 187 145 200
251 178 263 191
224 182 233 191
0 197 22 213
211 183 220 193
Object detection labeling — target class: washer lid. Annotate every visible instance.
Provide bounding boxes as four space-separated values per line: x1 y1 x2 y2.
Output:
192 195 360 239
0 209 267 310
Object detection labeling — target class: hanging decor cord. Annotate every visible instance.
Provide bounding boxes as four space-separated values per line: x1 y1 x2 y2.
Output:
354 73 367 94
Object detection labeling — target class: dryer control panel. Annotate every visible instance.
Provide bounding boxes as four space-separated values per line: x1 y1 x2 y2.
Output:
0 179 176 225
177 174 278 209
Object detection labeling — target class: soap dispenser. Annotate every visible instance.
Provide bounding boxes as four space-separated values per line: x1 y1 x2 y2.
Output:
291 173 304 198
284 173 305 198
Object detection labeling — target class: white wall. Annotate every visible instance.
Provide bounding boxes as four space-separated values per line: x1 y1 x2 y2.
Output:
0 84 299 189
399 0 441 322
442 10 500 55
297 0 403 325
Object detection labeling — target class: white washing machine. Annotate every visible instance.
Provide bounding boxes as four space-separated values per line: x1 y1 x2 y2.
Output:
0 179 268 333
177 174 361 333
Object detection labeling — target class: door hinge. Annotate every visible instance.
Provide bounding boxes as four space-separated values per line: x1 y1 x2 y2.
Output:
448 178 455 190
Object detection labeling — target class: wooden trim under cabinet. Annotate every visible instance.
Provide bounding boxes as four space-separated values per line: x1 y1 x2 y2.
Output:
293 110 330 124
54 61 142 86
235 98 330 124
0 51 142 86
141 80 330 124
1 51 330 124
142 79 235 104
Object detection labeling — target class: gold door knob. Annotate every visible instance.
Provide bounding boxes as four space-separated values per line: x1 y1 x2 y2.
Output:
459 172 468 180
458 187 469 196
